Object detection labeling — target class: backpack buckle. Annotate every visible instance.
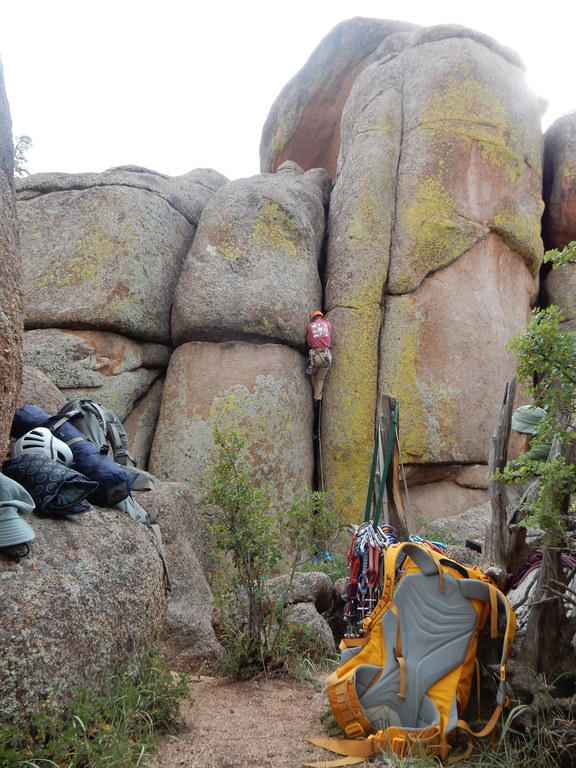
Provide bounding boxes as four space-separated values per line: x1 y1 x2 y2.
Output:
392 737 406 756
344 723 365 738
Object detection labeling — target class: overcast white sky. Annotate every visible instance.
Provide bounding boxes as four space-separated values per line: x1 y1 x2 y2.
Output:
1 1 574 181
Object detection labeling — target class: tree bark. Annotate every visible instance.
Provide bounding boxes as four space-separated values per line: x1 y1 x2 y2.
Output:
483 378 526 587
522 547 565 673
486 383 576 682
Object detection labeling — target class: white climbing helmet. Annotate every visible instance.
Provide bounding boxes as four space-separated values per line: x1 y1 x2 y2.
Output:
11 427 74 466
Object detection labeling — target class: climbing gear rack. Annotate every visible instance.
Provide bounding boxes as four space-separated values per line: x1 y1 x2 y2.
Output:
343 520 398 637
342 398 405 639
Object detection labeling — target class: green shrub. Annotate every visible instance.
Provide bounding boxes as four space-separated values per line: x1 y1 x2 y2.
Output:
0 646 191 768
500 247 576 547
203 427 343 680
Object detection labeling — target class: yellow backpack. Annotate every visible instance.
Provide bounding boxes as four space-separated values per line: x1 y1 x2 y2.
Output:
308 541 516 766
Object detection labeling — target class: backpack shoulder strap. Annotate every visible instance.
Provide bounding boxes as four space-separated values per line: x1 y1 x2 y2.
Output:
49 406 94 447
123 465 155 493
106 417 131 463
68 398 136 466
363 542 443 632
90 401 134 465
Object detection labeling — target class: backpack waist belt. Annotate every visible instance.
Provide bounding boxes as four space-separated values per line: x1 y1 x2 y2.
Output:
371 724 449 760
327 674 372 738
307 725 449 767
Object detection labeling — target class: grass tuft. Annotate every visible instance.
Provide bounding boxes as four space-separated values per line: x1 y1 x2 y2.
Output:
0 645 191 768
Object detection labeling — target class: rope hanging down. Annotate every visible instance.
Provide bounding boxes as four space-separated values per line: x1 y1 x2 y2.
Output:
344 400 400 639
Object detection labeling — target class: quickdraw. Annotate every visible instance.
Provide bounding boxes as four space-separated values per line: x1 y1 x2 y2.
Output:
343 521 398 638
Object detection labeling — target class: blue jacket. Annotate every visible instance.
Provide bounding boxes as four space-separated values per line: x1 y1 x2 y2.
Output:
12 405 133 506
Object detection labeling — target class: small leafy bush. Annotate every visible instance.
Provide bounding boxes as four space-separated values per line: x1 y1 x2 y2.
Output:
203 427 343 679
500 256 576 548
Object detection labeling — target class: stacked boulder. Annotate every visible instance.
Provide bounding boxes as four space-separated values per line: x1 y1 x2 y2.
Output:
0 61 23 447
151 163 331 507
15 21 550 527
2 166 228 720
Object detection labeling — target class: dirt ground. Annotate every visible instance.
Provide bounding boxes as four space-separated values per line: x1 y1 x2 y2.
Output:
153 675 335 768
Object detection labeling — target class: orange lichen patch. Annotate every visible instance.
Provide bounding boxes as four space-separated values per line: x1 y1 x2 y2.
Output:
65 330 135 376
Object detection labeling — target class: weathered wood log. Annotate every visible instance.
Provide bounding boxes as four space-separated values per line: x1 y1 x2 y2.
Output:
522 547 565 674
483 378 517 586
484 378 538 588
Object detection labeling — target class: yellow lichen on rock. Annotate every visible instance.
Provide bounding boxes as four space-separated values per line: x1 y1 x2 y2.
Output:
252 200 302 260
402 176 479 285
424 76 508 138
324 306 381 522
379 295 429 460
493 208 544 273
34 233 115 288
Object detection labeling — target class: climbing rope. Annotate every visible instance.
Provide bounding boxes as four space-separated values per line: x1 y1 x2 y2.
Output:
339 401 451 638
394 421 415 527
317 400 325 493
342 401 402 638
372 401 398 529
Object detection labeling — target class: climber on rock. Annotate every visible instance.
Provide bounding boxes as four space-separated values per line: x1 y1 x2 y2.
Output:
306 310 332 401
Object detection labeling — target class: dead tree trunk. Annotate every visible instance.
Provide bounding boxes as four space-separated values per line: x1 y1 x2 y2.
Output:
522 547 565 673
485 381 576 686
483 378 529 588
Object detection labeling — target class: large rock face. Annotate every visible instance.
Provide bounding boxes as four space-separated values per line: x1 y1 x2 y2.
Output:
0 509 168 723
543 262 576 321
542 113 576 319
18 365 67 415
171 163 331 348
140 480 224 670
379 243 534 464
136 481 222 672
543 113 576 250
15 168 226 466
123 377 165 469
17 167 228 343
260 17 420 179
13 19 551 528
320 25 544 516
0 61 23 455
149 341 314 508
